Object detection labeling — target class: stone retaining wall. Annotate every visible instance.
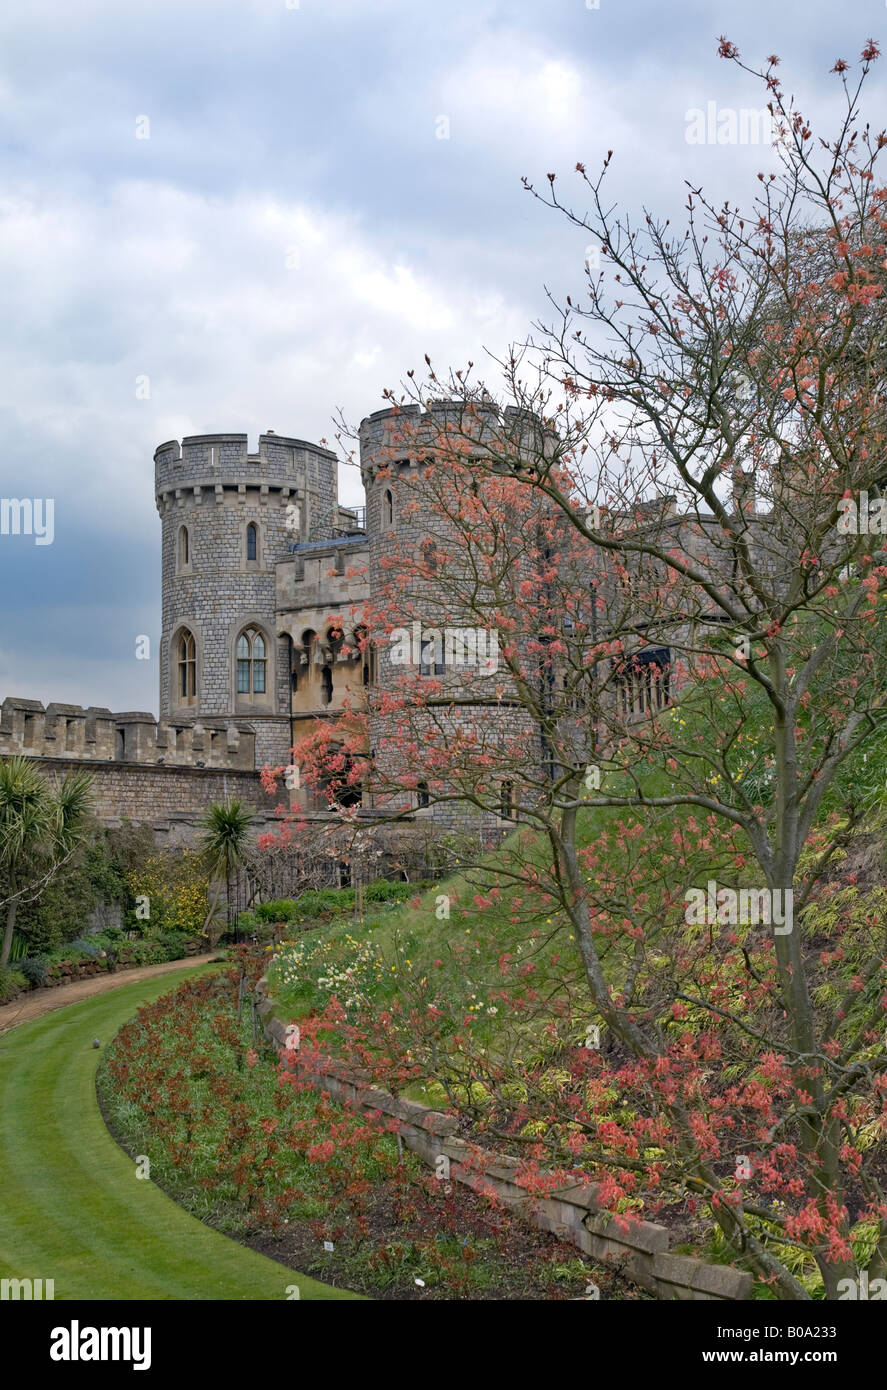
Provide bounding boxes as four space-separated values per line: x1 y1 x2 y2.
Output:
3 940 207 1003
254 976 753 1302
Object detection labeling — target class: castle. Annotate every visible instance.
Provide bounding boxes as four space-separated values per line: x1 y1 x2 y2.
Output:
1 400 701 850
0 406 546 844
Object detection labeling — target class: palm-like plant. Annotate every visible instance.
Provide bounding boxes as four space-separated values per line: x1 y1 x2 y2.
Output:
0 756 93 968
198 799 255 941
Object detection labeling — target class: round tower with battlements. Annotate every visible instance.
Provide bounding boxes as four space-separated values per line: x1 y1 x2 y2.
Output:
155 430 338 768
359 402 541 830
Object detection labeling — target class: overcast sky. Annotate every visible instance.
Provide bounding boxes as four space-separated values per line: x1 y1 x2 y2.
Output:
0 0 882 713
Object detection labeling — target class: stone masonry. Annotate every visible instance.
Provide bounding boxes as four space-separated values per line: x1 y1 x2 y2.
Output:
3 407 673 840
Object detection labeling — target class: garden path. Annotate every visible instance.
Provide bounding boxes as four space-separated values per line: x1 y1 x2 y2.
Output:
0 953 217 1035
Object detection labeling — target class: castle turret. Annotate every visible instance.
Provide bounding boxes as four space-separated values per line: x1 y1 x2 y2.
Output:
155 431 338 767
358 402 539 829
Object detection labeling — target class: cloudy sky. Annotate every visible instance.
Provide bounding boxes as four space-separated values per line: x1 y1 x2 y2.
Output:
0 0 882 713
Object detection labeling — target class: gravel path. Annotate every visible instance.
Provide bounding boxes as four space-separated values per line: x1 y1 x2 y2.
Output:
0 953 219 1035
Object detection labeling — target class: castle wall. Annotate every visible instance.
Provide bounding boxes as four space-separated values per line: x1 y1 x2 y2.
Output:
0 696 287 845
0 697 258 769
26 757 284 847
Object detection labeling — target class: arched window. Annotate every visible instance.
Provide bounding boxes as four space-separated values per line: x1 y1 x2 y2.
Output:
178 526 190 570
417 781 430 809
236 627 267 695
246 523 258 563
177 629 196 702
321 664 333 705
384 488 394 528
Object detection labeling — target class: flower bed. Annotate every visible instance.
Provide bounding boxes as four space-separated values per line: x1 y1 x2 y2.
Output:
97 956 643 1300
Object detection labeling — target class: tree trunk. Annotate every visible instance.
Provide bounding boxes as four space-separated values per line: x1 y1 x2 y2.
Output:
0 894 17 970
201 882 222 948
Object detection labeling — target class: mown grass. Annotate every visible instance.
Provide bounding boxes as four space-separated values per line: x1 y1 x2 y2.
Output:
0 965 350 1301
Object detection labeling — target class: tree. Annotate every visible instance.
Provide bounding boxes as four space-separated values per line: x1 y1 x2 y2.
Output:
199 799 255 940
279 41 887 1299
0 756 94 968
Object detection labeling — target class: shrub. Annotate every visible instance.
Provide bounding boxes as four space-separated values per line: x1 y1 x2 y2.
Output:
158 932 188 961
68 937 101 959
18 954 49 986
127 939 166 966
364 879 430 903
8 827 127 956
125 850 209 937
0 967 28 1002
251 882 425 924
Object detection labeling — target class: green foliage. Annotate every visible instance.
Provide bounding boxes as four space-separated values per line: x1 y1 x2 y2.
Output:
12 829 130 955
240 880 431 936
6 929 29 962
158 931 189 960
18 954 49 986
0 966 27 1001
0 756 94 967
37 926 191 974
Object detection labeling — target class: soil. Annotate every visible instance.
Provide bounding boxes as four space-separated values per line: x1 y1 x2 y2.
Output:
96 1041 648 1302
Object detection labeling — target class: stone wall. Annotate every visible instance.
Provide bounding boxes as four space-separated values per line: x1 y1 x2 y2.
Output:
256 975 753 1302
0 697 258 770
14 753 285 845
0 696 288 843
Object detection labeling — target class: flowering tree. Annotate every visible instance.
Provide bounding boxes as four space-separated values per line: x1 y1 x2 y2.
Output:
278 41 887 1299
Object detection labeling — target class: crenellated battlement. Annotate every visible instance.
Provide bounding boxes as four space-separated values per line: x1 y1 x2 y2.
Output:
155 431 337 502
358 400 549 484
0 697 256 771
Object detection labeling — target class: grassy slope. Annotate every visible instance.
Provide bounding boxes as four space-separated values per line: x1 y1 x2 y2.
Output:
0 966 355 1301
267 702 887 1103
267 789 637 1100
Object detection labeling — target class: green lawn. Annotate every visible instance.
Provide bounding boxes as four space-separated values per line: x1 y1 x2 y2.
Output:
0 966 357 1300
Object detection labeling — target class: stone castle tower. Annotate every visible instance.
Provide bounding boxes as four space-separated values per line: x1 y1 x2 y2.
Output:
0 401 680 848
154 430 340 768
358 403 539 828
0 405 561 845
